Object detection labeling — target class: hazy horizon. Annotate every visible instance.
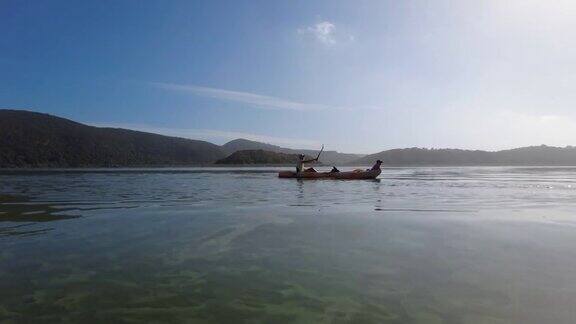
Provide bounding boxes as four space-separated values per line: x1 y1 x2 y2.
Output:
88 119 573 154
2 0 576 153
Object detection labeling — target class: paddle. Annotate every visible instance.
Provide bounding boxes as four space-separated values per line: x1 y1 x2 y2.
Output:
315 145 324 161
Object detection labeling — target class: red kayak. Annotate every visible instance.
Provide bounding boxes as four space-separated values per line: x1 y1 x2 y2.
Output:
278 169 381 180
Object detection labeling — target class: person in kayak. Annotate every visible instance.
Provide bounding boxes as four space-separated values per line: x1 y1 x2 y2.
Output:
370 160 383 171
296 154 318 173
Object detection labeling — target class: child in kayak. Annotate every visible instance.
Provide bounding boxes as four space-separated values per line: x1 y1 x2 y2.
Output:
296 154 318 173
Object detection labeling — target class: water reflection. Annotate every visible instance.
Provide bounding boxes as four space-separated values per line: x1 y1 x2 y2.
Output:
0 195 78 222
0 195 78 237
0 222 54 237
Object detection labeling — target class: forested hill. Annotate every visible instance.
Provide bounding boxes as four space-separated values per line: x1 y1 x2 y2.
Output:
222 138 362 165
352 146 576 166
3 109 576 167
215 150 314 165
0 110 226 167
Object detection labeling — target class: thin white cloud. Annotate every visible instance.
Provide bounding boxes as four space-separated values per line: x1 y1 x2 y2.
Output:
88 122 322 149
151 82 377 111
297 20 355 46
298 21 337 45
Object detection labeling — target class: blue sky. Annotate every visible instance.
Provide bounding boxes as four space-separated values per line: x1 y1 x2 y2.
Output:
2 0 576 153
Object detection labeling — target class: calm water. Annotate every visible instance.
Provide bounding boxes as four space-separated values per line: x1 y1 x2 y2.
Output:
1 167 576 323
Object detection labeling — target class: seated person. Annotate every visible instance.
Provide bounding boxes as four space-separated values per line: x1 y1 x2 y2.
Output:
296 154 319 173
370 160 383 171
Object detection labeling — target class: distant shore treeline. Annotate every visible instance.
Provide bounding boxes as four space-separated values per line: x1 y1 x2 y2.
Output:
215 150 316 165
2 109 576 167
355 146 576 166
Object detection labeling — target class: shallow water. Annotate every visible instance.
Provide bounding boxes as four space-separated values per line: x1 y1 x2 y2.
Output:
1 167 576 323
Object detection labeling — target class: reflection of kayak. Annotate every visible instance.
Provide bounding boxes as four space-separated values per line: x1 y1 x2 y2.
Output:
278 169 381 180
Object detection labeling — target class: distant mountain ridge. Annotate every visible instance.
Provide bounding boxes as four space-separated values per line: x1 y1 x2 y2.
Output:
352 146 576 166
216 150 314 165
2 109 576 167
222 138 362 165
0 110 359 168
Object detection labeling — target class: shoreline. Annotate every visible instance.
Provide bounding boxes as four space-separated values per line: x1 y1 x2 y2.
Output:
1 164 576 173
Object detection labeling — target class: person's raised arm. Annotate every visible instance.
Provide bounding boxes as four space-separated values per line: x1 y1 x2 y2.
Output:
301 146 323 164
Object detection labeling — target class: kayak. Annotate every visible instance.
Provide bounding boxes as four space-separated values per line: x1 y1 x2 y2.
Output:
278 169 381 180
